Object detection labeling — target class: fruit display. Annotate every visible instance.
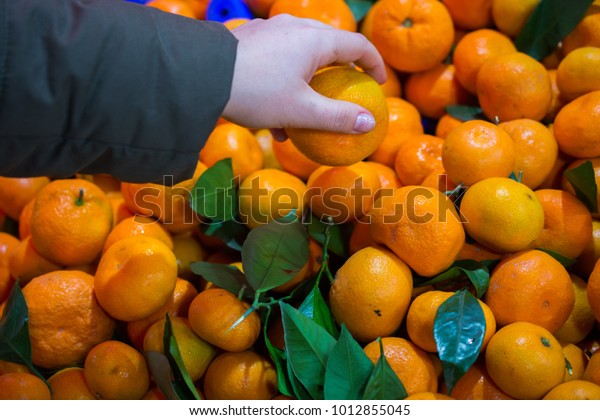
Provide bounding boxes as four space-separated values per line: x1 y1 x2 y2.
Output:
2 0 600 402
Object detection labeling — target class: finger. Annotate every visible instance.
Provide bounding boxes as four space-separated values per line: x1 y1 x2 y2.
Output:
289 86 377 134
319 31 387 84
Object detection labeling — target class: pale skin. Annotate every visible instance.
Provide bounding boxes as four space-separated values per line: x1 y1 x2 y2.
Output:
221 14 387 140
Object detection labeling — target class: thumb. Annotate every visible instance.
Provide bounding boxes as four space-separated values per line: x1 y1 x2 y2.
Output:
294 89 377 134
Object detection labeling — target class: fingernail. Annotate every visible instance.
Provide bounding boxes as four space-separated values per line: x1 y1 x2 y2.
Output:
354 113 376 133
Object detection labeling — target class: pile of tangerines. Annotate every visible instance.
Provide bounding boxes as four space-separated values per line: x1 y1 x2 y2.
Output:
1 0 600 401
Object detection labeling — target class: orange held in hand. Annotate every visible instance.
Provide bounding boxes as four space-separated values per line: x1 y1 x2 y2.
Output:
286 66 388 167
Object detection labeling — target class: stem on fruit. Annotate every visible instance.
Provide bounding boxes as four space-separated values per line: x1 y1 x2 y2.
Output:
75 188 85 206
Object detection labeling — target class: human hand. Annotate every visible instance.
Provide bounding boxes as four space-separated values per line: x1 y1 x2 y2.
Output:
221 14 386 139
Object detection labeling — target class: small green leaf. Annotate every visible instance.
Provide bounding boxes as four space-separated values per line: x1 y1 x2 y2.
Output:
362 338 408 400
509 171 523 183
445 105 485 122
262 308 295 398
145 351 183 400
163 315 201 400
0 282 46 385
280 301 337 400
413 259 492 298
307 217 350 258
324 325 373 400
242 219 310 293
190 158 238 222
190 262 253 297
434 290 486 394
297 286 339 339
200 220 248 251
286 354 312 400
564 160 598 213
345 0 376 21
537 248 577 268
515 0 594 60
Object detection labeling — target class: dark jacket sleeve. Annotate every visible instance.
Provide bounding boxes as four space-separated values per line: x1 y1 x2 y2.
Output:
0 0 238 184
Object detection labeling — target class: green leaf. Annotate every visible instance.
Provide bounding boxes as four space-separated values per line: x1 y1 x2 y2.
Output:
509 171 523 183
515 0 595 60
144 351 183 400
262 308 295 398
434 290 486 394
162 315 201 400
286 354 312 400
242 219 310 293
280 301 337 400
324 325 374 400
190 158 238 222
200 220 248 251
537 248 577 268
297 286 339 339
564 159 598 213
307 217 350 258
413 259 492 298
445 105 485 122
190 262 253 297
362 338 408 400
345 0 376 21
0 282 46 385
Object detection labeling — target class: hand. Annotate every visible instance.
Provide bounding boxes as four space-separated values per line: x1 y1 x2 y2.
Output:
221 14 386 139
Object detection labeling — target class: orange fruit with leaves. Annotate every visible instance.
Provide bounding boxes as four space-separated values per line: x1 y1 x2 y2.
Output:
271 138 320 181
84 340 150 400
103 215 173 253
238 168 307 229
498 119 558 190
306 162 381 224
404 63 473 120
329 246 413 343
459 177 544 253
491 0 540 37
188 288 260 352
561 0 600 55
484 250 575 332
286 66 388 167
203 350 278 400
562 343 588 382
200 122 263 181
443 0 493 30
560 158 600 217
143 316 217 381
22 270 115 370
485 322 565 399
370 0 454 73
531 189 592 259
442 120 515 187
394 134 445 186
453 28 517 95
126 277 198 349
94 236 178 321
48 367 96 400
367 97 424 168
553 90 600 159
556 47 600 101
363 337 438 396
0 372 51 400
29 179 112 266
476 52 552 122
0 176 49 220
368 185 465 277
406 290 496 353
268 0 356 32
